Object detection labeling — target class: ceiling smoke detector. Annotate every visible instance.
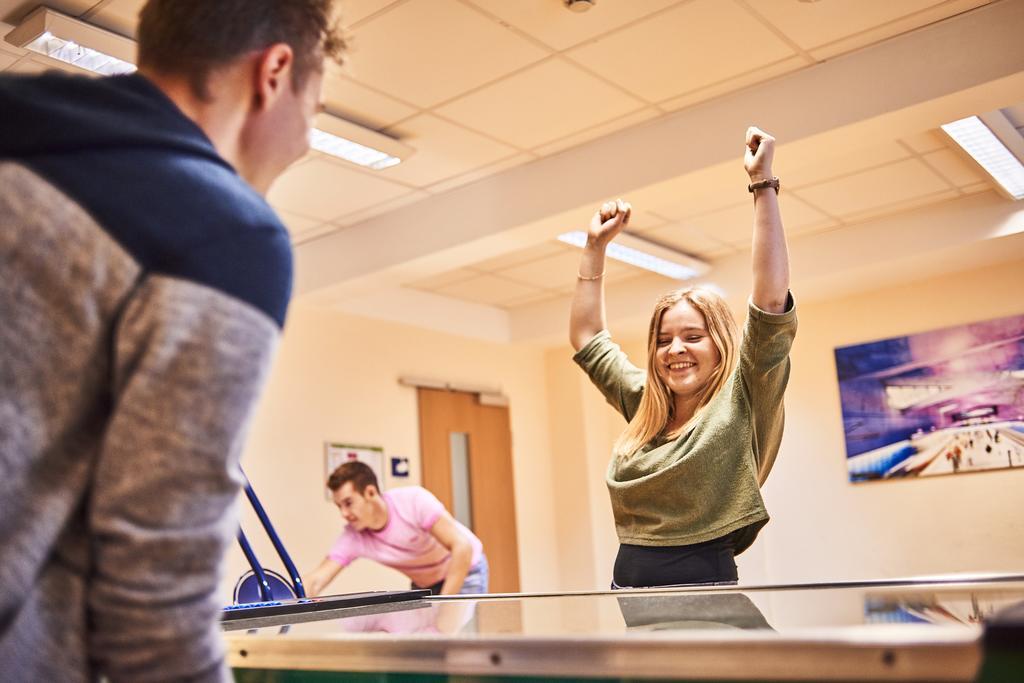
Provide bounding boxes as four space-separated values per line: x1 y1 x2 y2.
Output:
564 0 596 13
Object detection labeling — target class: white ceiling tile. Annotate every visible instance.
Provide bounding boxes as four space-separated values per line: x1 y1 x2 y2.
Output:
293 224 346 245
638 223 732 260
922 149 985 188
680 192 836 246
677 203 751 246
841 189 961 225
499 290 561 310
470 242 565 273
631 164 751 221
465 0 682 51
552 270 642 296
605 266 651 284
777 193 837 231
532 107 660 156
7 56 60 74
436 58 645 149
782 141 911 189
795 158 952 218
621 208 669 232
275 209 321 236
343 0 548 107
960 182 991 196
322 72 418 129
778 201 835 239
693 196 837 246
490 250 584 288
379 113 517 186
494 249 632 290
785 220 839 241
658 56 806 112
0 1 97 24
518 205 597 241
335 189 430 227
339 0 402 27
806 0 991 61
901 129 948 155
267 157 410 221
84 0 143 37
757 0 979 52
425 152 533 194
407 267 480 291
566 0 794 103
703 246 738 260
435 273 540 306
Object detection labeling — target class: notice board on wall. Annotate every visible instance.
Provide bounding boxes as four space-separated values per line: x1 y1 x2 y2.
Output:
324 442 385 499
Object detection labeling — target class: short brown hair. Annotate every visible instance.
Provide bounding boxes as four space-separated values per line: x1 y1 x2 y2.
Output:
137 0 346 100
327 461 379 494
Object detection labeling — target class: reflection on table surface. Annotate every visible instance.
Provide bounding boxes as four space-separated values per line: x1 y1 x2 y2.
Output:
227 577 1024 639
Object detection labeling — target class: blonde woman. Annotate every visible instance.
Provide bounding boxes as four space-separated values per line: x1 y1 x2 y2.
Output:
569 127 796 588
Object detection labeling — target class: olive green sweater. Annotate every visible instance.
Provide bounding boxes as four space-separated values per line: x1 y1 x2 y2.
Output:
573 296 797 554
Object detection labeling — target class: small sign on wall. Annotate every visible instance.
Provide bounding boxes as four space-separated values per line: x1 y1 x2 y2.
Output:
324 442 385 499
390 456 410 478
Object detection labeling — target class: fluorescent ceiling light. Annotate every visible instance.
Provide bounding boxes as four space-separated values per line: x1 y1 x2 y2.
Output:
557 230 709 280
4 7 413 170
311 113 413 170
5 7 136 75
941 115 1024 200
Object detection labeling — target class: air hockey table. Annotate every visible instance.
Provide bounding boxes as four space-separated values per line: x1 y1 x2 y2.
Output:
222 573 1024 682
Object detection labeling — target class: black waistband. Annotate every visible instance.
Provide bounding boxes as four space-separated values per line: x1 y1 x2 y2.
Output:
613 531 740 588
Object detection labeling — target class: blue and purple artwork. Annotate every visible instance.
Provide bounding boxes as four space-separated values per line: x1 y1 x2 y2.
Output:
835 313 1024 483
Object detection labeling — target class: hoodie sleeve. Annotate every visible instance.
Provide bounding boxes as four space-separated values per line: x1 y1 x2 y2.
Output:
86 272 281 682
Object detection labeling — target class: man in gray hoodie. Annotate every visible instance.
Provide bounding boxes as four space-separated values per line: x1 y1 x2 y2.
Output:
0 2 344 680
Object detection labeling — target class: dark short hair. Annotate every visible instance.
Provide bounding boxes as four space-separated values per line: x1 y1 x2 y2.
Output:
327 461 378 494
137 0 346 100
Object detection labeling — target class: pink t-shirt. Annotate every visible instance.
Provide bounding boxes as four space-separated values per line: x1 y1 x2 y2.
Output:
328 486 484 588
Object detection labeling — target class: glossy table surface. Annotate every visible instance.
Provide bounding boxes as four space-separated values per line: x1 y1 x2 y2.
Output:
223 573 1024 681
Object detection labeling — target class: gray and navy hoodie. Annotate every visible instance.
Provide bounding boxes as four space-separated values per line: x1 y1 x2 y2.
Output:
0 71 292 682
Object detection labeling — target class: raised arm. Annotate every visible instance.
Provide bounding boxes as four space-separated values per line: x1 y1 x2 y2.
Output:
569 199 631 351
744 127 790 313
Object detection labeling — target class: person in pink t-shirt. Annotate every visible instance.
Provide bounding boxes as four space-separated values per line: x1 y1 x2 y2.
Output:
304 461 488 596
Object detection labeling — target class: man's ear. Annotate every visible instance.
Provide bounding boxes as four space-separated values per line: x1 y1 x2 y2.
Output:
253 43 295 111
363 484 380 499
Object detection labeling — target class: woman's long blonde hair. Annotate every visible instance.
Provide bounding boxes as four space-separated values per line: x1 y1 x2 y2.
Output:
613 287 738 459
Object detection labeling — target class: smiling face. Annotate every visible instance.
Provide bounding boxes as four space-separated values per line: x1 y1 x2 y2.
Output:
653 300 722 400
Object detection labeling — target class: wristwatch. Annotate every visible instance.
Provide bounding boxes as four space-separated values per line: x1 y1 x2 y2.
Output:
748 177 780 194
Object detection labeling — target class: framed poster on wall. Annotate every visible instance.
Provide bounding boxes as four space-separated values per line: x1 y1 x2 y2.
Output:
835 313 1024 483
324 442 385 499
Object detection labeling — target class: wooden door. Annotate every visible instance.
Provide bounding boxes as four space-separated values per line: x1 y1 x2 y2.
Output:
417 388 520 593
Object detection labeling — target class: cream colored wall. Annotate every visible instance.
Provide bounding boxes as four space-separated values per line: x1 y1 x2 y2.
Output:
552 257 1024 588
760 256 1024 583
223 302 559 602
